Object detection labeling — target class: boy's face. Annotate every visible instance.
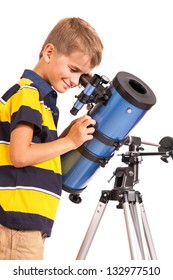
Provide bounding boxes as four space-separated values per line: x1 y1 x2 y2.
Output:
39 44 93 93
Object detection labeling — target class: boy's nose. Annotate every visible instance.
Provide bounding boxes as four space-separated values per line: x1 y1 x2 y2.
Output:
70 74 81 87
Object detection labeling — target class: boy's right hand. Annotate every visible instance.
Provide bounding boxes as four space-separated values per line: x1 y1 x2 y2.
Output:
66 115 96 149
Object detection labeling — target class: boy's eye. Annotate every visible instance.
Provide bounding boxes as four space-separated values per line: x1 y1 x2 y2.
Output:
69 67 78 73
70 68 77 73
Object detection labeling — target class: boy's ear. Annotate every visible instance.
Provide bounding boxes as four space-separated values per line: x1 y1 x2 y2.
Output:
42 43 55 63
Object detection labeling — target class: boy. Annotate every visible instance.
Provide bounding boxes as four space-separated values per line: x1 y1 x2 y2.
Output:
0 17 103 259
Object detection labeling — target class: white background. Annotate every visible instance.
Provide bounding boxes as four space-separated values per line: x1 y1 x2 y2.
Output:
0 0 172 271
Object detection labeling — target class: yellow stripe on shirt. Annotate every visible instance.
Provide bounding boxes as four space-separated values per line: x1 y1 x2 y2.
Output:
0 188 60 220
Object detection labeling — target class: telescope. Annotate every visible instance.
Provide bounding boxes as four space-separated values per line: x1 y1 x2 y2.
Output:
61 71 156 203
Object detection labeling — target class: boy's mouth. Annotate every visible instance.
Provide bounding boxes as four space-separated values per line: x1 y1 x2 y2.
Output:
62 79 71 89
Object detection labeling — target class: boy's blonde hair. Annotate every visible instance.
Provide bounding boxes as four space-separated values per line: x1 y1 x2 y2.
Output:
40 17 103 68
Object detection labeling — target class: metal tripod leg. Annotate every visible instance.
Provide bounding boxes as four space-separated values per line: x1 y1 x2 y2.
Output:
76 200 108 260
123 193 157 260
123 197 140 259
140 202 157 259
76 188 157 260
129 199 148 259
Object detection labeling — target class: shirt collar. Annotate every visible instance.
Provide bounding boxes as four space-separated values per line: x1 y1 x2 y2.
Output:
21 69 53 97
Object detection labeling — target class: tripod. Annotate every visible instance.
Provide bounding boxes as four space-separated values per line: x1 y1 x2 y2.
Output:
76 137 159 260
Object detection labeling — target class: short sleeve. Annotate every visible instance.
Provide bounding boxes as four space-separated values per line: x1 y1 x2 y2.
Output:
10 86 42 133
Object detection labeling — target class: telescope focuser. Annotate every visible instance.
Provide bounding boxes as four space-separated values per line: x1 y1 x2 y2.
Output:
70 73 111 115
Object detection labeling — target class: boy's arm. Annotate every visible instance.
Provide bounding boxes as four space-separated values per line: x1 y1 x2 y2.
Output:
10 115 95 168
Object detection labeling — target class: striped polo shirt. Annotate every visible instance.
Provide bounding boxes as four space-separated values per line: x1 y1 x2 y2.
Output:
0 70 62 236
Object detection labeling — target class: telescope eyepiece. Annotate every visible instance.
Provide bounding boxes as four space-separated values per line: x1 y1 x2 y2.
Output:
79 73 92 87
70 107 79 115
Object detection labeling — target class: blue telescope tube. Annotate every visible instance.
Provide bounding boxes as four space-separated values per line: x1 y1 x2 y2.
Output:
61 71 156 194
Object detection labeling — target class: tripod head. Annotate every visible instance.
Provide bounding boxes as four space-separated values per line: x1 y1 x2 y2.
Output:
108 135 173 190
105 135 173 209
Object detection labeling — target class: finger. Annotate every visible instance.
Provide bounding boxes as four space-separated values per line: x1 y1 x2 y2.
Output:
78 115 92 123
86 134 94 140
83 118 96 127
87 127 95 135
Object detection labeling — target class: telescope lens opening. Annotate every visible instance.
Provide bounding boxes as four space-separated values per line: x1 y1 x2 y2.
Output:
129 79 146 95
